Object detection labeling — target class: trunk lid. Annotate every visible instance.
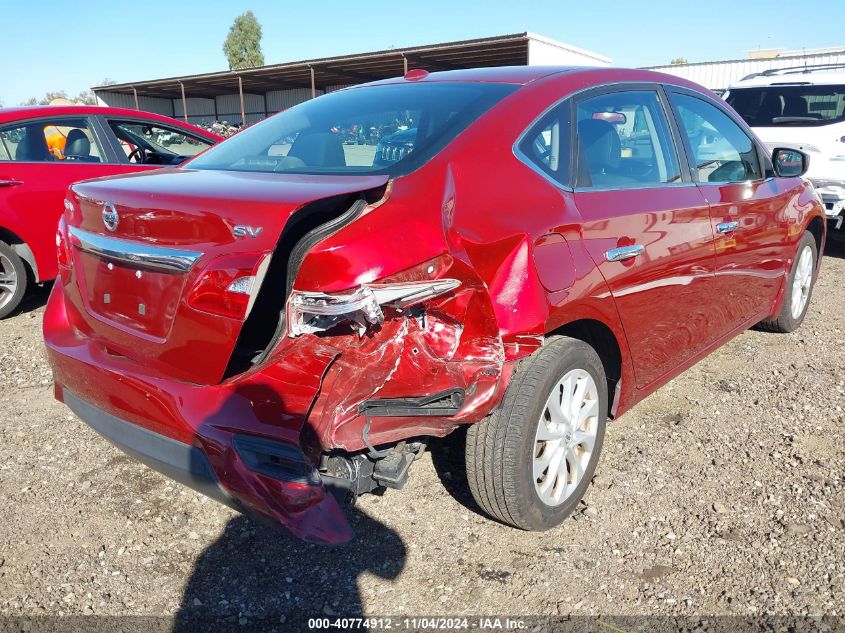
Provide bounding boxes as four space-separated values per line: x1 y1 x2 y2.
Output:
64 168 388 384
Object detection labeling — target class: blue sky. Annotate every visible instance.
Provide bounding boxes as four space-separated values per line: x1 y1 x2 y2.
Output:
2 0 843 106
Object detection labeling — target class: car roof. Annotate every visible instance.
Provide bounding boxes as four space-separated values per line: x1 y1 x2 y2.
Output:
363 65 584 86
359 65 712 95
730 70 845 89
0 105 217 135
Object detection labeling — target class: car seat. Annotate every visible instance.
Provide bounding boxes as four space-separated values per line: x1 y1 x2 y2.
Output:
782 95 821 119
288 132 346 167
14 127 52 162
576 119 636 186
64 129 97 162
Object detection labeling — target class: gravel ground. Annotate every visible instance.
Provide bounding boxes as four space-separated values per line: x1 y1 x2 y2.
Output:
1 242 844 631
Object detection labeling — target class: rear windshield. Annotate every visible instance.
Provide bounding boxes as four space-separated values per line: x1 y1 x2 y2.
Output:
187 82 518 176
726 85 845 127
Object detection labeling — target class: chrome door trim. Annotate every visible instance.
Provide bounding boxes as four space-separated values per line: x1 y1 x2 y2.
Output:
68 227 202 273
716 221 740 234
605 244 645 262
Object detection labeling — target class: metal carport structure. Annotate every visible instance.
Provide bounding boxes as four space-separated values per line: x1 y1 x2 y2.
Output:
93 33 610 126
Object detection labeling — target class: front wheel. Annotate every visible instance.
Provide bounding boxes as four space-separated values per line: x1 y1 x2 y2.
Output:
757 231 818 333
0 241 27 319
465 336 607 531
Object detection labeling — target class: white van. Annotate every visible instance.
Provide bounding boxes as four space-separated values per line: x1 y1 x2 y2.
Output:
724 65 845 234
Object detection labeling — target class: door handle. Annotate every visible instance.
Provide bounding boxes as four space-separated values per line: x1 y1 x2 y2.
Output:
716 221 739 234
0 179 23 188
605 244 644 262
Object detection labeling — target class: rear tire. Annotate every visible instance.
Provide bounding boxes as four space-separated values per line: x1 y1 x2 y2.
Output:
465 336 607 531
757 231 817 333
0 241 27 319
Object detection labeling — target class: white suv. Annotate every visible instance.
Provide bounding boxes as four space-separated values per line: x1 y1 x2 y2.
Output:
725 64 845 234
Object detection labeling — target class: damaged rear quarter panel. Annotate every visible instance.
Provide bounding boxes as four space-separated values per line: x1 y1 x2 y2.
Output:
288 75 634 452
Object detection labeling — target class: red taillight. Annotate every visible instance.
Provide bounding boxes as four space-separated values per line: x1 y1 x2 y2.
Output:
187 253 268 319
56 217 70 270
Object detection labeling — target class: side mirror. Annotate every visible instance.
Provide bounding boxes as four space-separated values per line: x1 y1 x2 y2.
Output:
772 147 809 178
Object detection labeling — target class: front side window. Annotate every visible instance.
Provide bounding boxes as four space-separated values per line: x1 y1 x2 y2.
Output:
672 93 762 183
575 90 681 188
0 118 102 163
726 85 845 127
109 121 212 165
187 82 518 176
518 103 571 186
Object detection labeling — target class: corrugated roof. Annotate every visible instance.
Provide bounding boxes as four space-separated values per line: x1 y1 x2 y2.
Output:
93 33 541 99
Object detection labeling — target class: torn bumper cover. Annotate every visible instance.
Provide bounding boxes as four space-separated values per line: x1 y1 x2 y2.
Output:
44 285 352 544
44 269 515 544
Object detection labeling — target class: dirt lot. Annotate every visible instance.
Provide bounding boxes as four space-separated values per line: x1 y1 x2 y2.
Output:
1 242 843 631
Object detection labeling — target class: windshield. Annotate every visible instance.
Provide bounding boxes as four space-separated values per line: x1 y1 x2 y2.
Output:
187 82 518 175
726 85 845 127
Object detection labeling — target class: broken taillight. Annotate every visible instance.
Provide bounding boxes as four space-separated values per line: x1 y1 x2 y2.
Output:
188 253 269 319
286 279 460 337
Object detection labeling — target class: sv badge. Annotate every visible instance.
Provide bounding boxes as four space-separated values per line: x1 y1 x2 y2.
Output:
233 225 263 238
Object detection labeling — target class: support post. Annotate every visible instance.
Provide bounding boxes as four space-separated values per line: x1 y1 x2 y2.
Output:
238 75 246 126
132 86 139 110
402 54 409 75
309 64 316 99
179 82 188 122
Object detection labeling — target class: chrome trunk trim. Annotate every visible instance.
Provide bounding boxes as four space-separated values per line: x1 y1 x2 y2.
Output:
68 227 202 273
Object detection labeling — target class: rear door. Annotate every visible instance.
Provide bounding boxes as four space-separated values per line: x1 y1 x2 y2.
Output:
571 86 722 389
666 88 792 327
0 115 127 282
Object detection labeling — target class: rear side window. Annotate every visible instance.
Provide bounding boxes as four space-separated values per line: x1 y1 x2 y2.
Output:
726 85 845 127
0 118 102 163
518 103 571 186
574 90 681 188
187 82 518 176
671 93 762 183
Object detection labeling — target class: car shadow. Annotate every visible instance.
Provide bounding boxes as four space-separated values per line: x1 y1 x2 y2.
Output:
173 509 406 632
170 378 408 632
9 281 53 317
428 426 486 517
823 236 845 259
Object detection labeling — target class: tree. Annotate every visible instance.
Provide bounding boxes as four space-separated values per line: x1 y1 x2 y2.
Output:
74 90 97 105
20 90 70 106
670 57 689 65
223 11 264 70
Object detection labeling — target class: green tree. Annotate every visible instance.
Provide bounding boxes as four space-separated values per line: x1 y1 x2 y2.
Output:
670 57 689 65
21 90 69 106
223 11 265 70
74 90 97 105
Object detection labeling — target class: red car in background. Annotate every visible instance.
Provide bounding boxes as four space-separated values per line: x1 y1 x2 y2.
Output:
0 106 221 317
44 67 825 544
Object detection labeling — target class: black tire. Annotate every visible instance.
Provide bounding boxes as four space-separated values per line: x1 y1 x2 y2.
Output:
0 241 27 320
465 336 607 531
757 231 817 333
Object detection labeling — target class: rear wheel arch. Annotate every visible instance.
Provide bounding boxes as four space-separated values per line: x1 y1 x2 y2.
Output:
805 215 824 259
546 318 623 418
0 226 38 282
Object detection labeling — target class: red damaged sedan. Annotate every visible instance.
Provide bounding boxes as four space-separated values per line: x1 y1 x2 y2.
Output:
43 67 825 544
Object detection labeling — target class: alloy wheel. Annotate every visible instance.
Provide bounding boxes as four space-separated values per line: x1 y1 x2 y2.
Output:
533 368 600 507
0 252 18 312
791 244 813 319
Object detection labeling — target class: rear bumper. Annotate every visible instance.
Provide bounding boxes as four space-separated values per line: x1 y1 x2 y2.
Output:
62 390 238 511
44 283 354 545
